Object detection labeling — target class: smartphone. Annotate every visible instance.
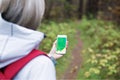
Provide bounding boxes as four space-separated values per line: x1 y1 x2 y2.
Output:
56 35 67 54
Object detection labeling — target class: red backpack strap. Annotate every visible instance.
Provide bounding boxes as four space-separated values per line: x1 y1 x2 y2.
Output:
0 71 5 79
1 49 47 79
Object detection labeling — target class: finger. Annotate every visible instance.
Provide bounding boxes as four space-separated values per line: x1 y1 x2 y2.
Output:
54 54 63 59
66 41 69 49
53 40 57 45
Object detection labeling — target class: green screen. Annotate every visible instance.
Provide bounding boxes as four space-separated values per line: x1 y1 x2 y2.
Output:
57 37 66 51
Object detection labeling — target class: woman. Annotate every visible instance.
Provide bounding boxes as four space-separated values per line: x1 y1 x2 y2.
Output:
0 0 64 80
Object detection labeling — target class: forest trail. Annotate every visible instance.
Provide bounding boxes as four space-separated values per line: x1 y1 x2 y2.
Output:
62 31 83 80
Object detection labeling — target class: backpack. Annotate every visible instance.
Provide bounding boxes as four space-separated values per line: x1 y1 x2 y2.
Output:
0 49 48 80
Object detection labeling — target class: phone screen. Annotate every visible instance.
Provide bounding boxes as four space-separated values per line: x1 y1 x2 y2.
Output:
56 35 67 54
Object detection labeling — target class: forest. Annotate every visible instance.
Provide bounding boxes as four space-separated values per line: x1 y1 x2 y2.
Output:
39 0 120 79
44 0 120 22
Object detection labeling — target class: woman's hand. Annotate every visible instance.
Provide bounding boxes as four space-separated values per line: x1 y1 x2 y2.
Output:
48 41 68 60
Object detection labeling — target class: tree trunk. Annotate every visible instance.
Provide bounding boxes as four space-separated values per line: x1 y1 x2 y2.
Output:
86 0 99 18
44 0 54 19
78 0 83 19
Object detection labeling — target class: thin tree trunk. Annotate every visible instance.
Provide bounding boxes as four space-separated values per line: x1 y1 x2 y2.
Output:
44 0 54 19
78 0 83 19
86 0 99 18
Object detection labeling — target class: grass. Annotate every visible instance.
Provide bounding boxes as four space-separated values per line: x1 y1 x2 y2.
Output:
37 18 120 79
77 18 120 79
37 21 77 79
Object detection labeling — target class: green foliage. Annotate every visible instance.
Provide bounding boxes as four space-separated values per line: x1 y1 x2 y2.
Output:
78 18 120 79
37 19 120 79
45 0 78 20
37 21 76 79
38 21 76 52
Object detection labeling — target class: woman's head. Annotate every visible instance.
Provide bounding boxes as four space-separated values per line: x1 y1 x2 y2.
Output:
0 0 45 30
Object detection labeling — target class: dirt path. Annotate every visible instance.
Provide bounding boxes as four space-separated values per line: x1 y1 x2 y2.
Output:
62 31 83 80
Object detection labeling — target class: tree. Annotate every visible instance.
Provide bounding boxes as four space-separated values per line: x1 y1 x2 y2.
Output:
78 0 83 19
86 0 99 18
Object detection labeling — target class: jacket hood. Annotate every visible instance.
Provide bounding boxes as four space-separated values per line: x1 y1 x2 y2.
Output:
0 13 44 68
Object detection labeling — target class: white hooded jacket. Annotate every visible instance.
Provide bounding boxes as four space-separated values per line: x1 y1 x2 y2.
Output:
0 13 56 80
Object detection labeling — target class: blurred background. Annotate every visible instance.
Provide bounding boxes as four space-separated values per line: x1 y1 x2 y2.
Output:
38 0 120 80
44 0 120 23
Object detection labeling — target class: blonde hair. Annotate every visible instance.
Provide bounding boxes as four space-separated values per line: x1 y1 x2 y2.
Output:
0 0 45 30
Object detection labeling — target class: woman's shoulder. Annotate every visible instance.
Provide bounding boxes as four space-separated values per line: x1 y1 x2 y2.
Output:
20 55 54 71
30 55 53 66
14 55 56 80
